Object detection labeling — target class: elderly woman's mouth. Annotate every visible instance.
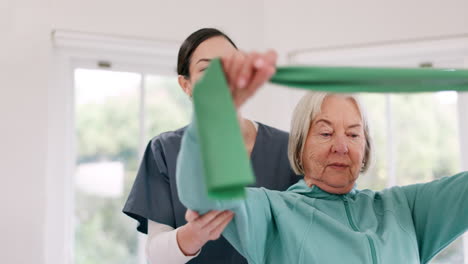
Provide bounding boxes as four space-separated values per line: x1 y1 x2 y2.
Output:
327 163 349 170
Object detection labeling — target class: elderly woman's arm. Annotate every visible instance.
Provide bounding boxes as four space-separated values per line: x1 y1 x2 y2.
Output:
401 171 468 263
176 121 276 263
176 50 278 263
176 121 242 212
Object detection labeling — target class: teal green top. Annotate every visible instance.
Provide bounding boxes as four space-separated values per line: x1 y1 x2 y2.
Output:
177 122 468 264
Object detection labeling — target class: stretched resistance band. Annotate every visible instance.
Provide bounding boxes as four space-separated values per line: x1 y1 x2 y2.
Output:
192 58 468 199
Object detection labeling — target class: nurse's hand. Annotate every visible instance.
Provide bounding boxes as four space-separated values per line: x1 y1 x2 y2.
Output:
176 209 235 256
221 50 277 109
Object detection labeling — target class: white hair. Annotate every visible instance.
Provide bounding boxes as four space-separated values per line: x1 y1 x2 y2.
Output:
288 92 373 175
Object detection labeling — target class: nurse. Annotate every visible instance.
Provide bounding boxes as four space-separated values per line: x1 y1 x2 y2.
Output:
123 28 300 263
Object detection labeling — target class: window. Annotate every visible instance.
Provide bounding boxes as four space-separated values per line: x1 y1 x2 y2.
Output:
73 68 190 264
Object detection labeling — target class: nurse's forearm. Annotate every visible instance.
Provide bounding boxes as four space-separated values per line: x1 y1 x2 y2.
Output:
146 220 199 264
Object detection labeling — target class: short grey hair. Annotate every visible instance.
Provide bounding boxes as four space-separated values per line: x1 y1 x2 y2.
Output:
288 92 373 175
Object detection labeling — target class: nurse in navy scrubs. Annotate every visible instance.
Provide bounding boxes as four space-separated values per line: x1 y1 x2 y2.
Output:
123 28 300 264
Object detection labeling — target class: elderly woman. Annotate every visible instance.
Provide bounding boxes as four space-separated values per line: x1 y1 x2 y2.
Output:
176 51 468 264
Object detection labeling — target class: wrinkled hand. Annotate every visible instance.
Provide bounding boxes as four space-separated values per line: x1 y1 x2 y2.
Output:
176 210 235 256
221 50 278 109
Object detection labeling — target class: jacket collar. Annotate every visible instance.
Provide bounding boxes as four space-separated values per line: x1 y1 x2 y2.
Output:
287 179 358 200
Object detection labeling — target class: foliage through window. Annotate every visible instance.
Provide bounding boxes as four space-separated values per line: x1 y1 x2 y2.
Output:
74 68 190 264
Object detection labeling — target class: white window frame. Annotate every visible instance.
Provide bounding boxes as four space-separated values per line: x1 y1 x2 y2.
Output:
289 36 468 263
45 30 179 264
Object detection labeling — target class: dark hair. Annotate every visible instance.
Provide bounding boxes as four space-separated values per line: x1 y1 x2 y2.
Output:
177 28 237 78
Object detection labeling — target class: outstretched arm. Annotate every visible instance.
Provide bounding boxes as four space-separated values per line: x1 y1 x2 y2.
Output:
401 171 468 263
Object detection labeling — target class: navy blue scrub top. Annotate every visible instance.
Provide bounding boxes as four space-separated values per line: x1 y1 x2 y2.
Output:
123 122 301 264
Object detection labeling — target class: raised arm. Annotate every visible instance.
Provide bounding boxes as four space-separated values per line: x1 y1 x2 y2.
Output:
176 121 243 212
401 171 468 263
176 50 279 263
176 49 277 212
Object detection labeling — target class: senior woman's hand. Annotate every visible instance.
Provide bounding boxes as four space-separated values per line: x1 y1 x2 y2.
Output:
221 50 277 108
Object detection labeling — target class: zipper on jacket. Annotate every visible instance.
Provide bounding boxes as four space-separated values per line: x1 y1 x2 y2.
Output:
366 235 377 264
343 197 377 264
343 198 359 231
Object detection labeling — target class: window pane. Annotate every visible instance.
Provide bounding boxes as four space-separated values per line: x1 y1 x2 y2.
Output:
360 92 464 263
145 75 191 142
356 94 389 190
74 69 141 264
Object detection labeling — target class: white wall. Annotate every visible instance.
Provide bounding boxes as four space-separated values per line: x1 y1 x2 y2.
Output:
263 0 468 51
0 1 51 264
0 1 467 264
244 0 468 130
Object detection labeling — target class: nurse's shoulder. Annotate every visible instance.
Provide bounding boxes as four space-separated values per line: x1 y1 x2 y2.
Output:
148 126 188 155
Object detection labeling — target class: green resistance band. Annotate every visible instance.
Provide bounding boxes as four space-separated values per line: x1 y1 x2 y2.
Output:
193 58 468 199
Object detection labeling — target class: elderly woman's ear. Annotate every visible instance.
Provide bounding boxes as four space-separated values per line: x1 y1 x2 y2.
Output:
360 160 367 172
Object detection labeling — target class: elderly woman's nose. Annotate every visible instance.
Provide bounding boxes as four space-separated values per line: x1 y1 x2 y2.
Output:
331 136 349 154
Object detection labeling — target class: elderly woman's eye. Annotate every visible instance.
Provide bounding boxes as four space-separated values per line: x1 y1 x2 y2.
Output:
321 133 332 137
349 134 360 138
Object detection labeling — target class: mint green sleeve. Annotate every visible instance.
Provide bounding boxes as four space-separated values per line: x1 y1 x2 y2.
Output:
176 122 241 212
176 122 275 263
401 171 468 263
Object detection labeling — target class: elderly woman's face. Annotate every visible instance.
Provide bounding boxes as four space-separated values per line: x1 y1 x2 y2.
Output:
302 95 366 194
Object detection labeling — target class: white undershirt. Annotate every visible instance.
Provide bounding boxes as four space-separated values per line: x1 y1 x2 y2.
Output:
145 121 258 264
146 221 200 264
